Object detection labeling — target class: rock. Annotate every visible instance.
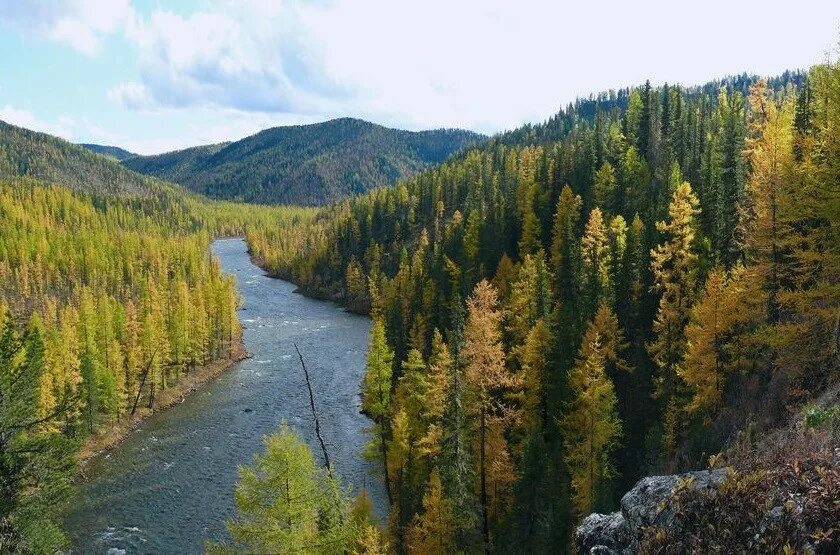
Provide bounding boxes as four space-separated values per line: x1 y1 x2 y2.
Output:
576 512 629 554
621 469 727 535
576 468 728 554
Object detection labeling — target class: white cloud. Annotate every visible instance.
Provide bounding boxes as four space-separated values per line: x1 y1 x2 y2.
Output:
111 0 840 134
0 105 76 138
109 3 348 114
108 82 154 111
0 0 135 55
4 0 840 150
302 0 840 132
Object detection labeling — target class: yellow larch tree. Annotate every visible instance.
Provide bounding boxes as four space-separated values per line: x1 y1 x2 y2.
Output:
648 181 700 454
462 280 519 549
561 312 624 519
405 470 456 555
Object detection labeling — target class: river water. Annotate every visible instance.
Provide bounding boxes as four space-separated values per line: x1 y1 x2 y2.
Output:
63 238 386 554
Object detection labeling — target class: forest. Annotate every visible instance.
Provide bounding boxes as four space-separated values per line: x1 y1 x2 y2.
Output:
0 111 334 552
245 62 839 552
0 178 247 551
1 51 838 555
122 118 483 205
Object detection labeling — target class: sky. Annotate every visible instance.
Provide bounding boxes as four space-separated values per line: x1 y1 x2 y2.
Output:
1 1 839 155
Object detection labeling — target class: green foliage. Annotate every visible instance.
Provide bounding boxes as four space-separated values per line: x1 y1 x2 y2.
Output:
803 404 840 434
0 312 76 554
0 121 173 198
78 143 137 161
206 422 355 555
0 180 244 433
241 67 839 551
124 118 483 205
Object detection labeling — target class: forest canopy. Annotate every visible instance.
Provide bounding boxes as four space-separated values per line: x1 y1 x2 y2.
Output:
245 64 839 552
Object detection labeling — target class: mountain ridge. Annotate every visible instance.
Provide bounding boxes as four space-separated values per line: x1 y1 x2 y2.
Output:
79 143 137 161
0 120 176 198
122 117 484 205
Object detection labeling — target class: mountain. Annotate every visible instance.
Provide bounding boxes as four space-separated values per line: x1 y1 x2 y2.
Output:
79 143 137 161
122 117 484 205
0 120 175 198
122 142 229 185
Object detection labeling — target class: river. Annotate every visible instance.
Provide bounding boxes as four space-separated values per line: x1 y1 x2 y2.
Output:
63 238 386 554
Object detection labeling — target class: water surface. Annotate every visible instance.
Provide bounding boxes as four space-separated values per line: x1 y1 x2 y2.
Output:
64 238 385 554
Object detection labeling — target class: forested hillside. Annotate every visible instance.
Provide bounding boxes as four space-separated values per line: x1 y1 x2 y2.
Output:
0 127 318 552
0 121 174 198
246 64 839 552
122 142 229 186
78 144 137 161
123 118 483 205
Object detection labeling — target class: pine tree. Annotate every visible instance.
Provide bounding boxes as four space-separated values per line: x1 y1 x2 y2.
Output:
506 252 551 356
0 313 75 553
680 266 746 416
207 422 351 554
620 146 650 219
520 318 553 431
406 470 456 555
550 185 584 375
593 162 617 213
561 313 624 518
78 289 100 433
361 319 395 503
582 208 610 316
122 300 142 410
648 181 700 454
778 59 840 385
419 331 452 459
353 525 389 555
742 80 795 326
607 215 628 308
58 305 83 431
346 257 369 312
717 90 746 264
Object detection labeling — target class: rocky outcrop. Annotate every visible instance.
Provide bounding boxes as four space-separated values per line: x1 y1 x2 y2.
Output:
576 468 728 554
577 512 630 554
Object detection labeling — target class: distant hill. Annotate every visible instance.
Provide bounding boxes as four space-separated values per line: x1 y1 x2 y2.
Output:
123 118 484 205
0 120 171 197
79 143 137 161
123 142 229 185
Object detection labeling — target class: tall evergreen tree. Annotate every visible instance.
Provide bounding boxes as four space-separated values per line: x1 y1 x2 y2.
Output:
648 181 700 456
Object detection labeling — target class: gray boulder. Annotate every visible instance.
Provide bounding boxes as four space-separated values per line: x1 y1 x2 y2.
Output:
576 468 729 554
576 512 630 554
620 468 727 536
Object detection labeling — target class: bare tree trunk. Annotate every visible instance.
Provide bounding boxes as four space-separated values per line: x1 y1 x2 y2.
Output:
294 343 331 472
293 343 345 525
130 349 156 417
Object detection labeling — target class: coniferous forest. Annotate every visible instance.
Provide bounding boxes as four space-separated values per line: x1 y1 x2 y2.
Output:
1 18 839 555
246 67 840 552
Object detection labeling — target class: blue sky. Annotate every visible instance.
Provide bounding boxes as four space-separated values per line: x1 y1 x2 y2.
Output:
2 0 840 155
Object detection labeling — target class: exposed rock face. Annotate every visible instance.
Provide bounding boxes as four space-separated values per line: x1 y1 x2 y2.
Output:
576 512 630 554
576 468 728 554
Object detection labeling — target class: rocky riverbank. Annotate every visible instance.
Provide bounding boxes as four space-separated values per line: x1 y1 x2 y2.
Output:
76 341 249 467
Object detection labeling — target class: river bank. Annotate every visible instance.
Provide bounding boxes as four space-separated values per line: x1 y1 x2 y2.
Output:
76 341 250 466
64 238 386 554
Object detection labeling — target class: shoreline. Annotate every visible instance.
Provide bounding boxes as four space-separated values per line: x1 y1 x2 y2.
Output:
75 340 250 469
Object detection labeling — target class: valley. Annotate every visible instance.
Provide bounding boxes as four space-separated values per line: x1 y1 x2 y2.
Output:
0 8 838 553
63 239 386 554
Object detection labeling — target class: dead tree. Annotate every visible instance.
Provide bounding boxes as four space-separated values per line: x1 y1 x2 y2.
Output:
293 343 332 473
130 348 157 417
